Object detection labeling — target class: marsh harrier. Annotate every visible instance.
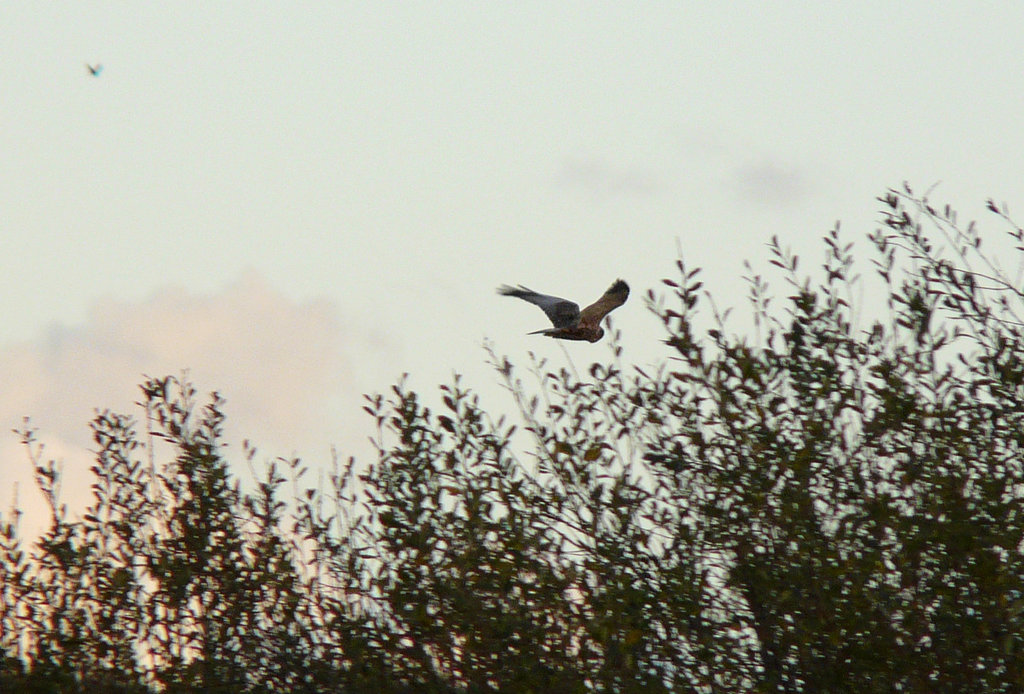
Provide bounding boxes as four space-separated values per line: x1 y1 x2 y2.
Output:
497 279 629 342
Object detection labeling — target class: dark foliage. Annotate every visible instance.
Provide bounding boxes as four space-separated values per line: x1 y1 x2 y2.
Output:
3 187 1024 692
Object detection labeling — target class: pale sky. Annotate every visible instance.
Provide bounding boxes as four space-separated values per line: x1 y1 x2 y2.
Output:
4 3 1024 534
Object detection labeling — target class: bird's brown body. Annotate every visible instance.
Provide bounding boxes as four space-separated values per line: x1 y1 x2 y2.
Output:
532 324 606 342
497 279 629 343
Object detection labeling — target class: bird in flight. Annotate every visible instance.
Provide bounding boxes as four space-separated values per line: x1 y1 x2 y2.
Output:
86 63 103 77
497 279 629 342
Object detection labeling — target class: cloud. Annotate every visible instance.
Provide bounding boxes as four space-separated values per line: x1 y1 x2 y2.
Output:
556 156 661 198
669 125 817 207
729 159 812 206
0 272 390 538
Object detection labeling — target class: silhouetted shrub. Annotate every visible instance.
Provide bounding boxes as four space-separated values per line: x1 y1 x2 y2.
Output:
3 186 1023 692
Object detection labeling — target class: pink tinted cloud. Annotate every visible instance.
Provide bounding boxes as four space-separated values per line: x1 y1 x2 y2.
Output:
0 272 387 537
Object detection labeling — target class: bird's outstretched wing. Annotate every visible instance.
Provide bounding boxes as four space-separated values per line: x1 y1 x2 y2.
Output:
86 63 103 76
497 285 580 328
578 279 630 328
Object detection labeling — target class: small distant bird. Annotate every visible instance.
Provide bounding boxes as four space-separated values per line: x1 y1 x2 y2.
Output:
86 63 103 77
497 279 629 342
